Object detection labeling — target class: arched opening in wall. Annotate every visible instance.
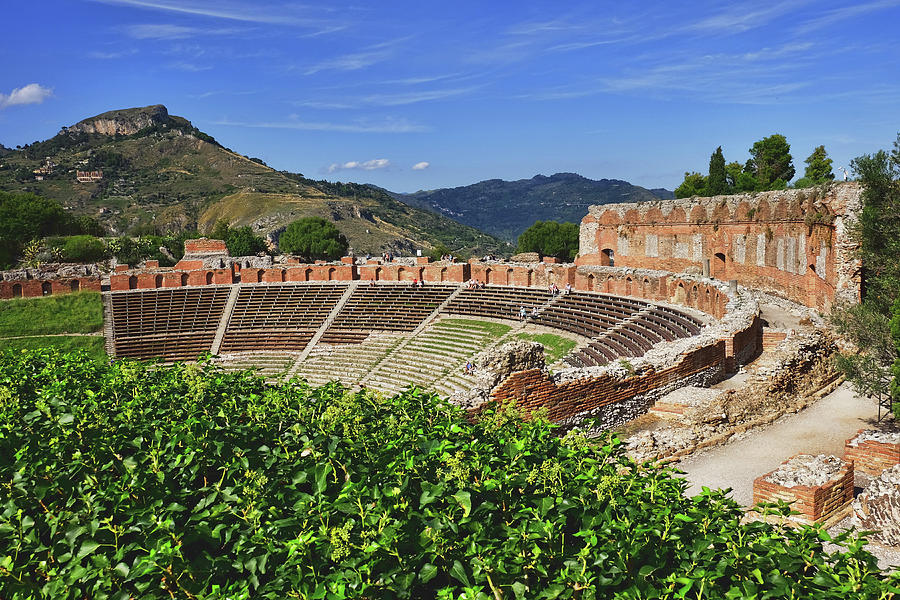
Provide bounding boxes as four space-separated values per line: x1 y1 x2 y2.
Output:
205 272 214 285
439 267 447 282
12 284 22 298
327 267 336 280
547 270 555 285
397 267 407 281
673 281 686 304
70 280 80 292
155 274 163 288
41 282 52 296
375 267 382 281
128 276 137 290
642 277 651 298
181 273 188 286
690 285 700 308
605 276 614 293
713 253 726 278
625 277 633 296
810 264 819 278
705 288 711 313
304 267 313 281
587 274 595 291
601 248 615 266
506 268 514 285
526 270 533 287
484 268 492 284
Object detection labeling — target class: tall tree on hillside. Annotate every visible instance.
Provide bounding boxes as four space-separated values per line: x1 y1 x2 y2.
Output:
749 134 795 188
517 221 579 262
707 146 728 196
804 145 835 184
279 217 348 260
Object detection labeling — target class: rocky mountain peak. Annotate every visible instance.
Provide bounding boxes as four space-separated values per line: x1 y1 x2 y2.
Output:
64 104 171 136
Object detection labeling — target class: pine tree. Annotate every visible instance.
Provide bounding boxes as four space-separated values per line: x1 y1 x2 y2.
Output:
707 146 727 196
804 145 835 183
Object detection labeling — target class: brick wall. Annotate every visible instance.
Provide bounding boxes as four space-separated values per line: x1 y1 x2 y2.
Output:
845 430 900 477
183 238 228 254
576 184 862 310
0 277 101 299
752 457 854 525
483 342 726 423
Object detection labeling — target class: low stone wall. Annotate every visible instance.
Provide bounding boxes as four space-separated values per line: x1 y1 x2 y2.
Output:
0 263 104 299
753 454 854 526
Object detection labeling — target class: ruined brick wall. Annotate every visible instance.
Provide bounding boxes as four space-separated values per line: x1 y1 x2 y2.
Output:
576 183 862 310
0 277 101 299
753 457 854 524
845 430 900 477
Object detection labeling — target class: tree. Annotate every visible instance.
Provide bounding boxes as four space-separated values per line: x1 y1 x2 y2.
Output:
749 134 795 188
516 221 579 262
209 220 268 257
726 161 757 193
62 235 108 263
428 242 451 262
707 146 727 196
831 133 900 417
804 145 835 184
278 217 348 260
0 191 74 268
674 172 707 198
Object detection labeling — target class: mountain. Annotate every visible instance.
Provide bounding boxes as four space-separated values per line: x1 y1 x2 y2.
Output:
0 105 508 256
0 144 10 158
391 173 671 242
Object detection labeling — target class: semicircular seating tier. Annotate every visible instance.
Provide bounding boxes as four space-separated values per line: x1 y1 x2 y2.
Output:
107 282 705 386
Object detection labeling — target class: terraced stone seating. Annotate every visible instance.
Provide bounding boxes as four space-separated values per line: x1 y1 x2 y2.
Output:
327 283 456 333
111 287 231 361
443 286 552 320
220 283 347 352
534 292 647 337
295 333 405 387
215 352 297 382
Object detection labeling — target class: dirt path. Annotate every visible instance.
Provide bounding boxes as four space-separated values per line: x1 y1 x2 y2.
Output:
677 382 882 506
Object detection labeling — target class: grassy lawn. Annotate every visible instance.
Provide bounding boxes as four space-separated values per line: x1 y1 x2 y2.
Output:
0 335 107 362
438 318 512 338
516 332 577 364
0 291 103 336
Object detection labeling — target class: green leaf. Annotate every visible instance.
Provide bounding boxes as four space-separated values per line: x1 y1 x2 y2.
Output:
512 582 527 600
419 563 438 583
450 560 471 587
453 490 472 517
76 540 100 560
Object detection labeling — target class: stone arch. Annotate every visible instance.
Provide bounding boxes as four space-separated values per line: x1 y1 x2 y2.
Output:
155 274 163 288
205 272 214 285
547 269 555 284
304 267 313 281
668 207 687 223
642 277 651 298
734 201 753 221
41 281 52 296
506 268 514 285
526 269 533 287
70 279 80 292
772 199 787 220
690 205 708 223
601 248 615 266
484 268 492 284
397 266 407 281
587 273 596 291
712 202 731 222
128 275 138 289
645 207 664 223
704 287 711 312
625 276 633 296
12 283 22 298
181 273 189 286
440 267 447 282
327 267 336 280
690 284 700 308
375 267 383 281
755 199 771 220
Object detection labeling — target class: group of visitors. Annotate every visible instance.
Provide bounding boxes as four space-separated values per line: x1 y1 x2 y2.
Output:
463 360 476 375
410 278 425 288
381 251 395 263
548 282 573 296
518 305 539 320
439 254 457 263
465 279 485 289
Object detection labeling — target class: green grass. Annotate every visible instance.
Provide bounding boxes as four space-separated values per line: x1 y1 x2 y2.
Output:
0 335 106 362
438 318 512 338
0 291 103 336
516 332 577 364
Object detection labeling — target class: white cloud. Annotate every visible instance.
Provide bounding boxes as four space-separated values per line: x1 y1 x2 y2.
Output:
327 159 391 173
411 161 430 170
123 23 238 39
0 83 52 109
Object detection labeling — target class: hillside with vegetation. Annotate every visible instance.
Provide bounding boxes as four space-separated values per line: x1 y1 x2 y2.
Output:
0 105 508 257
390 173 671 242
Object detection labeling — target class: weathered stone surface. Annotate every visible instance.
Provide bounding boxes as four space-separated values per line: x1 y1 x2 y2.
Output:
853 465 900 546
450 341 545 410
765 454 846 488
67 104 170 136
848 430 900 447
510 252 541 263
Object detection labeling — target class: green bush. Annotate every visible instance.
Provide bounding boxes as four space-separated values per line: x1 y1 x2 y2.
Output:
516 220 579 261
61 235 108 263
1 351 899 598
279 216 348 260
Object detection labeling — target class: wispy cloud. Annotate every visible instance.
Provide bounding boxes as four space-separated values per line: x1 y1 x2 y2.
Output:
327 158 391 173
683 1 812 34
123 23 238 39
302 49 391 75
167 61 213 72
0 83 52 109
411 161 430 170
189 89 258 99
90 0 328 25
362 87 476 106
795 0 900 34
211 116 429 133
88 48 138 59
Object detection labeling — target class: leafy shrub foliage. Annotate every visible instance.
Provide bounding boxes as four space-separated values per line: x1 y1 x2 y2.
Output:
279 216 348 260
516 220 579 262
1 351 898 598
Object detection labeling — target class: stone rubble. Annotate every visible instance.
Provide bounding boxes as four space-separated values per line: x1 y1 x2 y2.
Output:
765 454 846 488
852 464 900 547
449 340 545 411
847 430 900 447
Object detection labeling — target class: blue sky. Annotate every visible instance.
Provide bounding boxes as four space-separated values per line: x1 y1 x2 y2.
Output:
1 0 899 192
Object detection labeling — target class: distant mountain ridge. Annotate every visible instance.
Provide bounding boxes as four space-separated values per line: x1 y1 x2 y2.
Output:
391 172 672 242
0 105 508 256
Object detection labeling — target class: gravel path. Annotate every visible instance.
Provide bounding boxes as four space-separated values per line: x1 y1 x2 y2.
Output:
678 382 881 506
